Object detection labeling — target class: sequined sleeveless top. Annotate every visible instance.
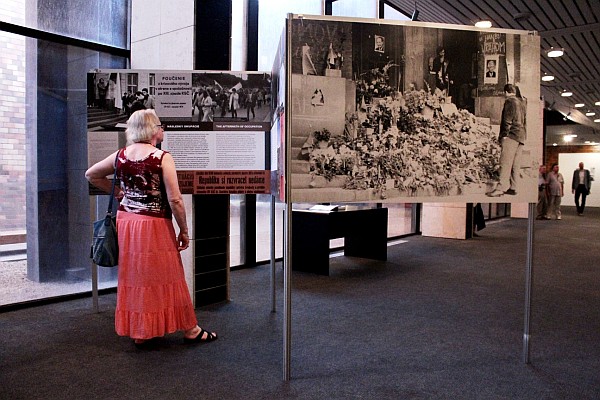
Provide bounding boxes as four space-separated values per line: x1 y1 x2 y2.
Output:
116 147 172 219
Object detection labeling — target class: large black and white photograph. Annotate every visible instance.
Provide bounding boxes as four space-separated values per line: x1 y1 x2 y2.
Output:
288 17 541 204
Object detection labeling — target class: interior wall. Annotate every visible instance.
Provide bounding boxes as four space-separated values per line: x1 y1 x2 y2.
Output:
131 0 195 69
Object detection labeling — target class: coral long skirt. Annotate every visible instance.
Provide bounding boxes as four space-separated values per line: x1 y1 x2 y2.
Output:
115 211 197 339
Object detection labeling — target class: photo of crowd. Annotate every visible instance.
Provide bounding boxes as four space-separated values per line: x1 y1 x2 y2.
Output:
190 72 272 123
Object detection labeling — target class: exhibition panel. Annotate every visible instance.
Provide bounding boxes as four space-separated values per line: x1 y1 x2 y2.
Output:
285 15 541 205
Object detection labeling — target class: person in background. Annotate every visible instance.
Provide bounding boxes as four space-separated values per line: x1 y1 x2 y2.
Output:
121 91 132 116
537 164 549 220
129 91 146 114
229 88 240 118
432 46 451 94
246 90 256 120
472 203 486 237
547 163 564 220
97 78 108 110
201 90 213 122
141 88 155 109
85 109 217 348
571 161 592 216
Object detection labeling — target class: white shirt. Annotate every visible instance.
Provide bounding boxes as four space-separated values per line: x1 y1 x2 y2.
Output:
579 170 586 185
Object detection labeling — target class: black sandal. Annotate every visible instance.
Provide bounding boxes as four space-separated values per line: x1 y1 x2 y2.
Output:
134 339 154 349
184 328 217 344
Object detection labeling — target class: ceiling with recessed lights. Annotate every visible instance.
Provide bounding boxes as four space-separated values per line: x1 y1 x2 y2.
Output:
387 0 600 136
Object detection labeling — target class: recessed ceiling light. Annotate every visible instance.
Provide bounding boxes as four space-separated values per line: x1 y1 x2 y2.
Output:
586 112 596 116
553 143 558 146
547 47 564 57
595 119 600 123
475 20 492 28
563 136 573 142
561 90 573 97
595 101 600 106
541 74 554 82
574 103 585 108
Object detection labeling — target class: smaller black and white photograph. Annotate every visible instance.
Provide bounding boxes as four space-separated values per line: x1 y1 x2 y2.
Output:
190 72 272 123
87 71 157 131
484 56 499 84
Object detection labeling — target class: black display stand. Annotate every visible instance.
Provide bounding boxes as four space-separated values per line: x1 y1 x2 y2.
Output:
193 194 230 306
291 208 388 275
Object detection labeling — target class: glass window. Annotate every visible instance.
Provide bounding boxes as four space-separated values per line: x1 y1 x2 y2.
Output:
258 0 322 71
255 194 284 262
230 194 243 267
148 73 156 95
231 0 246 70
332 0 377 18
383 4 411 20
0 1 129 307
0 0 130 49
127 73 138 94
385 203 414 237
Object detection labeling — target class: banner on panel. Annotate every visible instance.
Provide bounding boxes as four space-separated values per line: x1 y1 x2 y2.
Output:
288 16 541 204
86 70 272 195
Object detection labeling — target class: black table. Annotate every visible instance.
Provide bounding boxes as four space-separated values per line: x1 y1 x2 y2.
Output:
291 207 388 275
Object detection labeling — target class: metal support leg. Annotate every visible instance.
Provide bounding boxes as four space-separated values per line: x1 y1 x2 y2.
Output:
92 261 99 313
270 195 276 313
523 202 535 363
283 206 292 380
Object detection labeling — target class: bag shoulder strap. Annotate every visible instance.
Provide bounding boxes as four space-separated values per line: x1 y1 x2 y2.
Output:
106 149 121 215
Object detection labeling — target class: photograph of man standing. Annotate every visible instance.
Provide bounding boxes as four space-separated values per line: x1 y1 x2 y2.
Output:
487 84 526 197
571 162 592 216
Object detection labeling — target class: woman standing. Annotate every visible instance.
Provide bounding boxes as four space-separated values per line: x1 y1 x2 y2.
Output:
229 88 239 118
201 90 214 122
85 109 217 347
547 163 564 220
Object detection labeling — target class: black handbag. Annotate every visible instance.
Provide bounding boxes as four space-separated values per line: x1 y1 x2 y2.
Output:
91 151 120 267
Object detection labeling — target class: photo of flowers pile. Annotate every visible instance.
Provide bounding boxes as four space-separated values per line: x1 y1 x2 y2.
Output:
306 78 501 199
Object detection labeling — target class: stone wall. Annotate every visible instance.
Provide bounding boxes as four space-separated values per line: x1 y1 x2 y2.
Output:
0 0 26 234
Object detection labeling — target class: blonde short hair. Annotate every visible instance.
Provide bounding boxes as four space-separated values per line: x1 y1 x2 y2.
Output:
126 109 160 144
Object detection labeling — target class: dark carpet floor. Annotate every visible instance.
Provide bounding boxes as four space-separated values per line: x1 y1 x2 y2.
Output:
1 206 599 399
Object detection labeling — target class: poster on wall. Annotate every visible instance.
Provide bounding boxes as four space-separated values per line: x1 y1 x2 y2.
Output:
86 69 273 195
287 15 541 204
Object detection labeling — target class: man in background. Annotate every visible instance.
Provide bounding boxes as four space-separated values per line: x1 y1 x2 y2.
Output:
571 162 592 216
142 88 155 109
